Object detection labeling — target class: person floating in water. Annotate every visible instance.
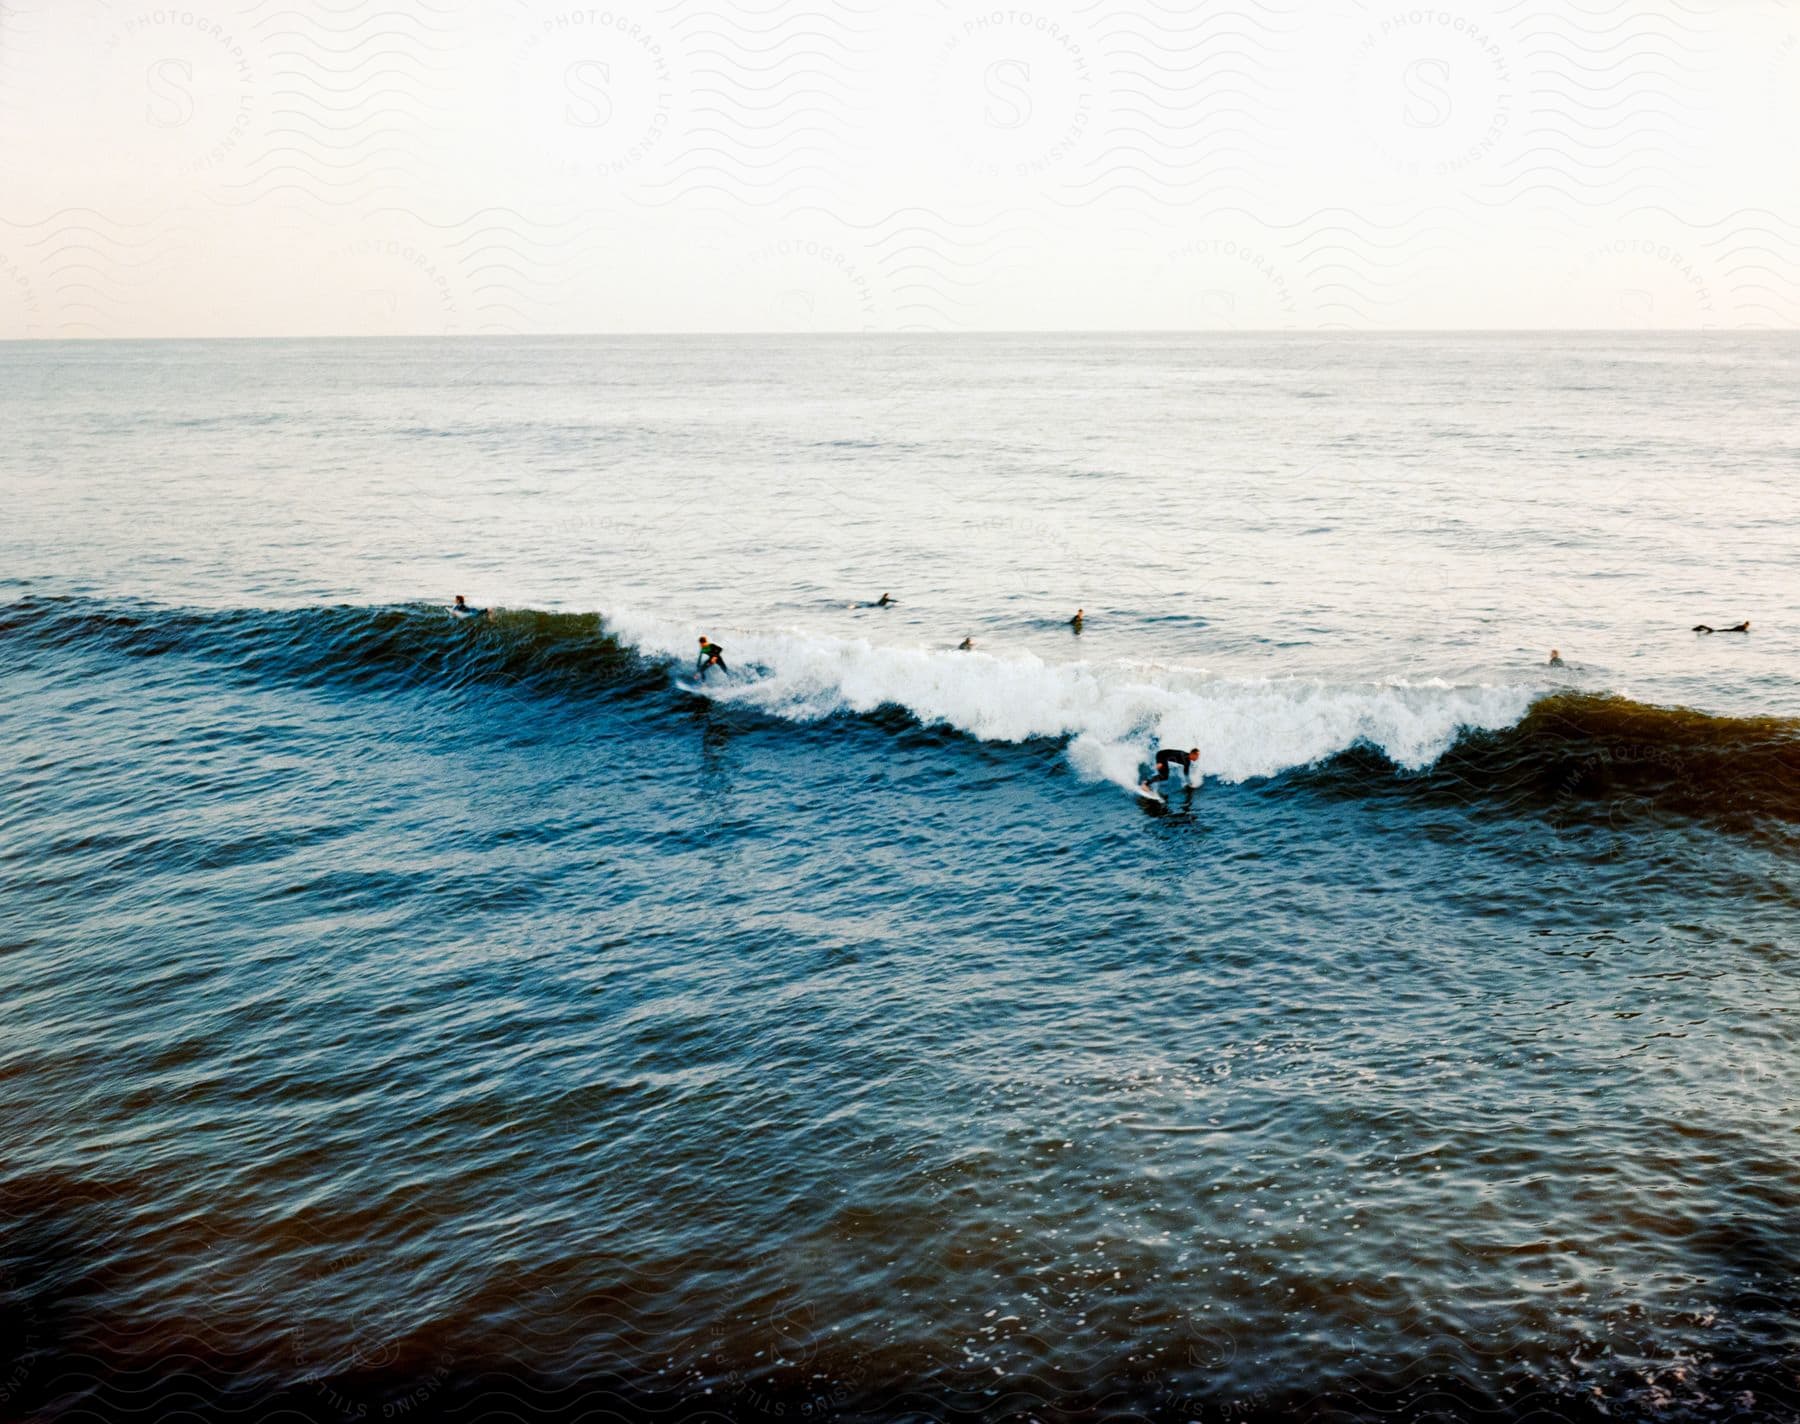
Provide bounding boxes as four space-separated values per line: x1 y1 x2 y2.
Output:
696 635 728 679
1069 608 1085 632
450 595 487 620
1548 649 1563 666
958 636 974 651
1140 747 1200 796
1692 621 1750 633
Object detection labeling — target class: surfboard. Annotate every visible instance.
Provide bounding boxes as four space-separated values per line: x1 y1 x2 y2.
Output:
1135 783 1165 805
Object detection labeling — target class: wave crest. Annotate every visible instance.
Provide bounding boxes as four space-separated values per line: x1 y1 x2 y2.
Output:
608 610 1538 784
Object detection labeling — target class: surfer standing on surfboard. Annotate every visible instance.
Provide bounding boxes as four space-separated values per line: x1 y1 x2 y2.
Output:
1140 747 1200 797
696 636 728 680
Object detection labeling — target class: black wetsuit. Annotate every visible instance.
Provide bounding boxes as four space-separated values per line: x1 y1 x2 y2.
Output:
1693 623 1749 634
1149 749 1196 784
697 642 728 677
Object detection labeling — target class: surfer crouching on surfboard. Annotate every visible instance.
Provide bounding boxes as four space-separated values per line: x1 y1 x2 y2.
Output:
696 636 728 680
1141 747 1200 796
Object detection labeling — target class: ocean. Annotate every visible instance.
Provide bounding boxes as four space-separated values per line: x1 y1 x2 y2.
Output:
1 332 1796 1423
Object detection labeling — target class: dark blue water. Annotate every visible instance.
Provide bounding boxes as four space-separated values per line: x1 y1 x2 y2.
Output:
2 335 1797 1423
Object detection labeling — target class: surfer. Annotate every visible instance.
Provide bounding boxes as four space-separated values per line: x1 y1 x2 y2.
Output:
451 595 486 620
958 636 975 651
696 636 728 680
1692 621 1750 633
875 592 894 607
1548 649 1563 666
1141 747 1200 794
1069 608 1084 632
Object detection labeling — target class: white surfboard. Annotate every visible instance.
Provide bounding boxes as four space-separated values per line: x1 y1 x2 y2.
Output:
1135 782 1165 805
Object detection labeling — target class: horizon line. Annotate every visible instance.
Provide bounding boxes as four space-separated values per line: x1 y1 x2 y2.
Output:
3 328 1795 344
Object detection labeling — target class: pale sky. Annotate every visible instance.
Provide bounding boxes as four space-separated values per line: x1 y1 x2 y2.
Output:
2 0 1797 335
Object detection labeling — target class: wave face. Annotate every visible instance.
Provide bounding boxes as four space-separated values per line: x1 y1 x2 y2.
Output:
1424 691 1800 827
0 596 664 701
8 596 1796 832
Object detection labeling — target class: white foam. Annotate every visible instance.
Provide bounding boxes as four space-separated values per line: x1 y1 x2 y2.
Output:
608 610 1539 785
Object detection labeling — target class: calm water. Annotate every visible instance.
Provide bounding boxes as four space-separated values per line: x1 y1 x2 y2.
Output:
1 334 1797 1423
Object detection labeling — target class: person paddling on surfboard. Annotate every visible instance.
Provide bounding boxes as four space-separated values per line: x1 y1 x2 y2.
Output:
1140 747 1200 797
696 636 728 680
1693 620 1750 633
451 595 487 620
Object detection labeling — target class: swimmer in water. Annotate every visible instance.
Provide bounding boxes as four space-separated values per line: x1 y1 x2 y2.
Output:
1693 621 1751 633
958 636 974 651
1069 608 1084 632
1548 649 1563 666
1140 747 1200 797
696 636 728 680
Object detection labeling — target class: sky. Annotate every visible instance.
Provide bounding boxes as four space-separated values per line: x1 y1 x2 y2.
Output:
1 0 1797 336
